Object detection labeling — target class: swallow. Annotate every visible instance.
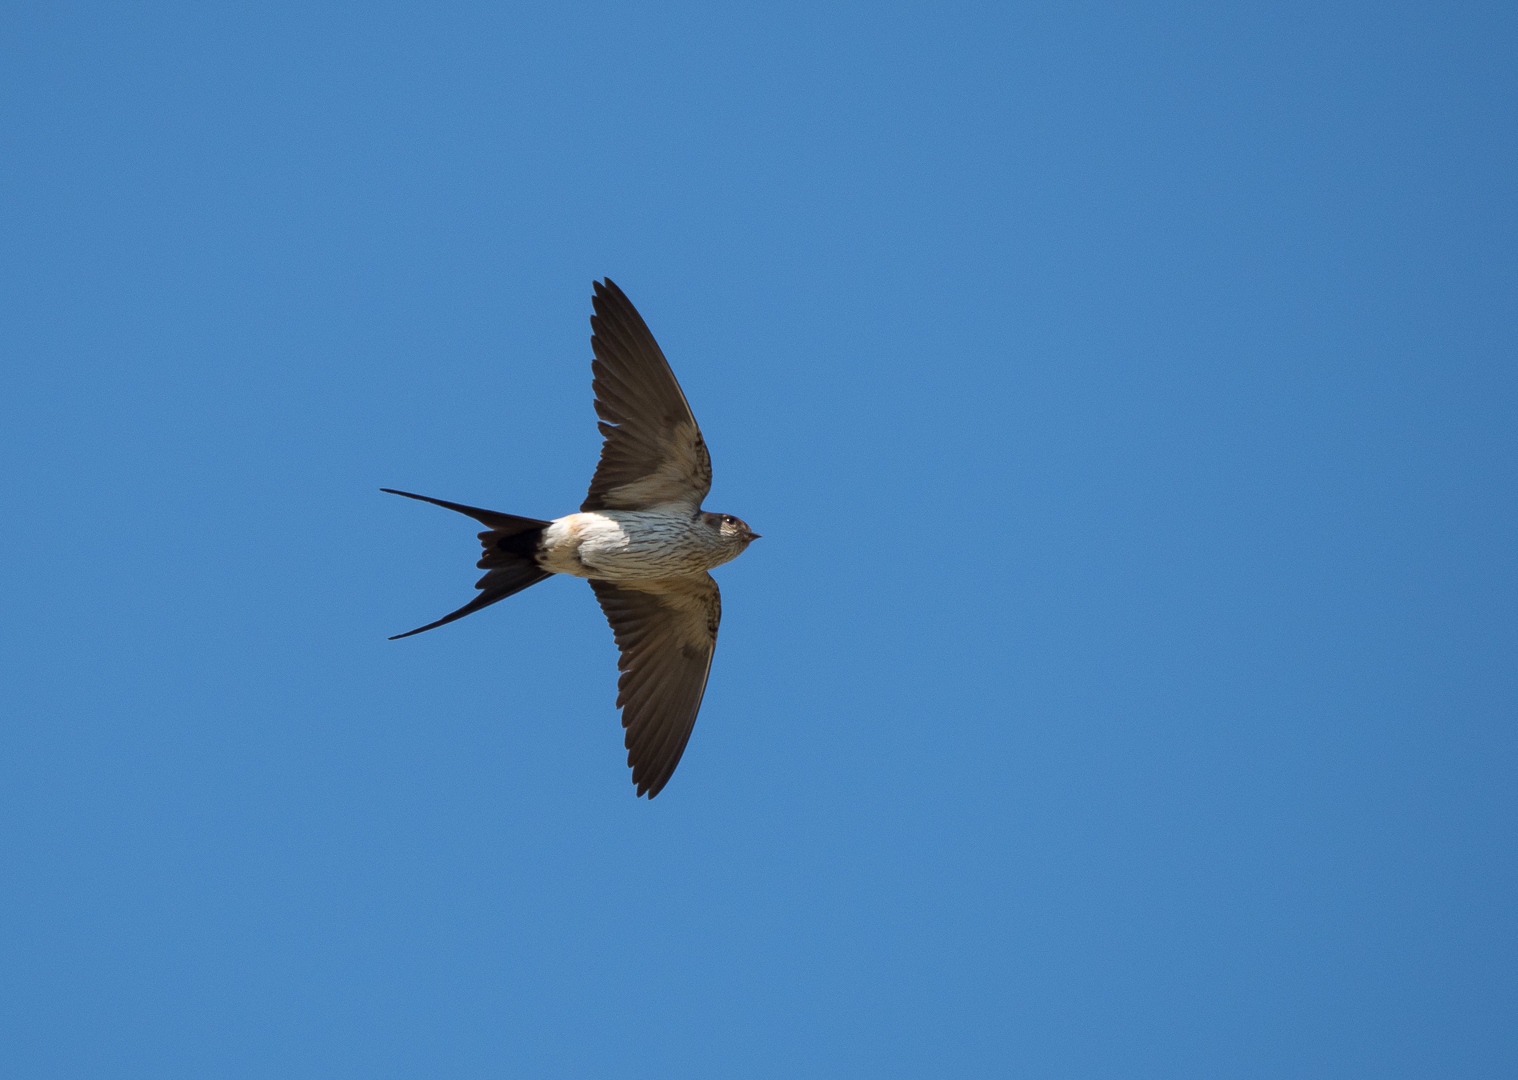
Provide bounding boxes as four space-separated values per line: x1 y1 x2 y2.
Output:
384 279 759 798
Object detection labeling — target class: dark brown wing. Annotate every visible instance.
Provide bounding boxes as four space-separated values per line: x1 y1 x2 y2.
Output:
589 574 721 798
582 279 712 513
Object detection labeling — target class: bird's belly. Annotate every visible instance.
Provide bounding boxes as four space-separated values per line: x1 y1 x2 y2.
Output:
539 511 718 580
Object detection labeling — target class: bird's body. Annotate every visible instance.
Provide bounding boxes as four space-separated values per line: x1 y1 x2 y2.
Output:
538 509 748 581
385 279 757 798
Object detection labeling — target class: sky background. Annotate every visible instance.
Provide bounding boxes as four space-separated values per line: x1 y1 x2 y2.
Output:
2 2 1515 1077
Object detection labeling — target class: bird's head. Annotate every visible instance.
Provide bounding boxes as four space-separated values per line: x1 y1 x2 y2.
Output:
704 511 760 552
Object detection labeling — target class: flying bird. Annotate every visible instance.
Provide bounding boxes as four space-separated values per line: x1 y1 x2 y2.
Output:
384 279 759 798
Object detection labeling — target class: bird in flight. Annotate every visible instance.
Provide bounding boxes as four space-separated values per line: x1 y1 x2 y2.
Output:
384 279 759 798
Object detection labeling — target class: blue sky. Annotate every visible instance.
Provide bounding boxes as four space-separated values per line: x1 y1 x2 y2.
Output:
2 2 1514 1076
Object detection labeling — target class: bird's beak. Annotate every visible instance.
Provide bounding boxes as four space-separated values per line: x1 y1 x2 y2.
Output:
748 532 761 540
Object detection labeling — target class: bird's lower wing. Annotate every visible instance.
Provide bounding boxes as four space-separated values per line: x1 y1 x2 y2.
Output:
588 574 721 797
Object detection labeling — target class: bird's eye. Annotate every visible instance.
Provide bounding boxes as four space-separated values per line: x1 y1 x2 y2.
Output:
723 515 734 524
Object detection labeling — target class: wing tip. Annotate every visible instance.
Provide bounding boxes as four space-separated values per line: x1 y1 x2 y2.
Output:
635 772 671 799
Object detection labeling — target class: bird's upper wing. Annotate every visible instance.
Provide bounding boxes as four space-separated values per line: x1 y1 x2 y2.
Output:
582 279 712 513
588 573 721 798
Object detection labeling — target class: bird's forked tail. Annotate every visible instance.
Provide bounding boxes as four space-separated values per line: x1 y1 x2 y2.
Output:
382 488 554 639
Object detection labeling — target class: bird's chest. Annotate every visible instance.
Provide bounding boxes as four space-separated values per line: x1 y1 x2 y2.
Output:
541 511 719 580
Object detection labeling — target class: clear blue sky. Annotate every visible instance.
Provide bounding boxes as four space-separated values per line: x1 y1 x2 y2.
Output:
2 2 1514 1077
